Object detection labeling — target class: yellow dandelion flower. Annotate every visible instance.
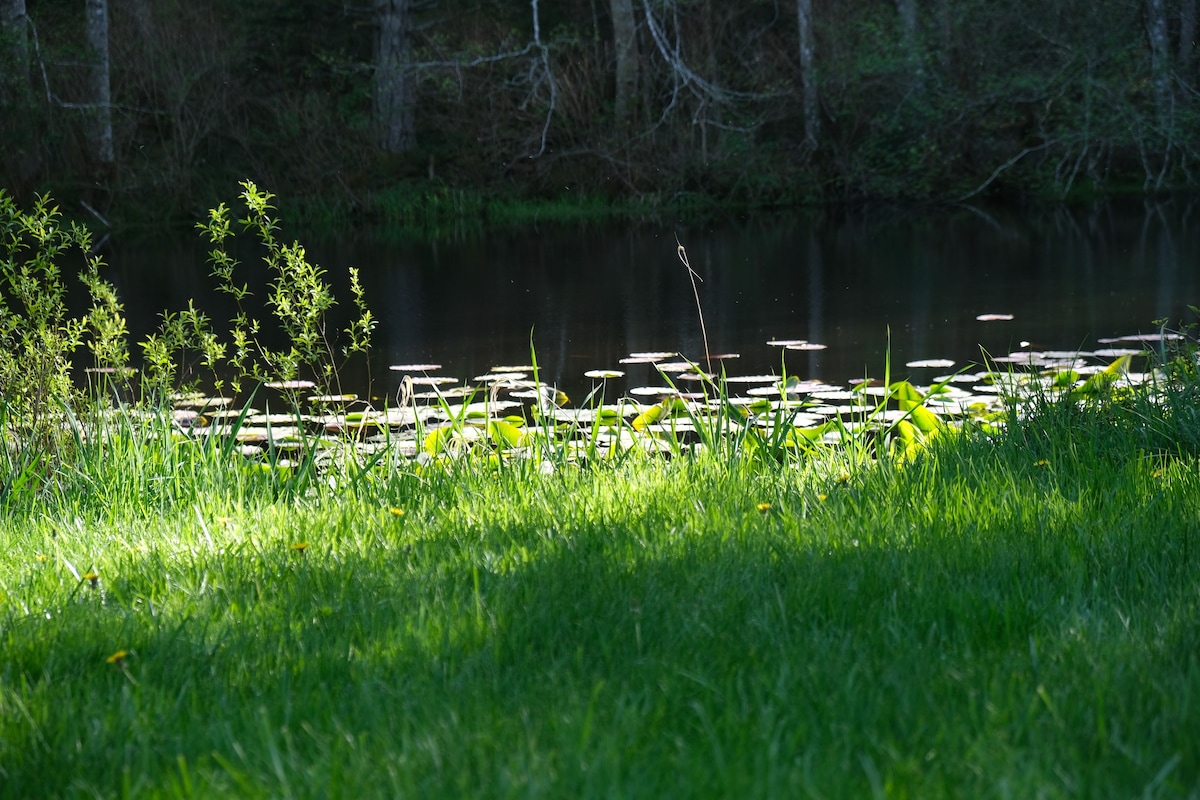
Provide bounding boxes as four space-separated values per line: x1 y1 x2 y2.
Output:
389 507 405 517
756 503 772 512
835 474 850 483
216 516 234 527
1034 460 1049 468
84 572 99 589
818 493 828 502
290 542 308 552
106 650 128 665
35 554 47 563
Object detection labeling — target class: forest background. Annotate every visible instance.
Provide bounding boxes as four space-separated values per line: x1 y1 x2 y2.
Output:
1 0 1198 229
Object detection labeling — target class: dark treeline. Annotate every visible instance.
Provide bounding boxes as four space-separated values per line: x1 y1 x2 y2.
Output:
1 0 1199 225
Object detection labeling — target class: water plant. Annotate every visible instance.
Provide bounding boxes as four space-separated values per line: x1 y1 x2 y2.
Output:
0 192 128 425
0 191 129 503
2 347 1199 796
2 188 1199 797
165 180 377 398
0 184 384 509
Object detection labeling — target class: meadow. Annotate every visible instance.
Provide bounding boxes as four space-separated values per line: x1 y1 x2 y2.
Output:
2 365 1199 798
1 187 1198 798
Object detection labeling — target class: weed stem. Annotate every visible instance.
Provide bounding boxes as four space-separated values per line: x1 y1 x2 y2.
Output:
676 237 711 374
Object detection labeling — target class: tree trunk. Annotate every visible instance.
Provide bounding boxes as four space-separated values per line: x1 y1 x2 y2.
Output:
84 0 114 167
894 0 924 93
0 0 28 101
610 0 637 127
935 0 954 72
796 0 818 147
374 0 416 154
1148 0 1171 121
1180 0 1196 73
699 0 717 79
1 0 39 194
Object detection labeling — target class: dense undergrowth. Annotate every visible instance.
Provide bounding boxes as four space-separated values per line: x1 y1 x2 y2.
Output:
1 188 1199 797
7 0 1200 230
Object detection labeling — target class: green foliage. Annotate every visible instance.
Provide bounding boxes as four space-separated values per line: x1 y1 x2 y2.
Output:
1 186 1199 794
3 376 1200 796
173 180 376 395
140 301 226 393
0 184 376 512
1 0 1187 225
0 191 128 442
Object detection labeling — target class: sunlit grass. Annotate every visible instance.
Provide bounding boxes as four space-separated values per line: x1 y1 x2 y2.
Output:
2 380 1199 797
5 183 1196 796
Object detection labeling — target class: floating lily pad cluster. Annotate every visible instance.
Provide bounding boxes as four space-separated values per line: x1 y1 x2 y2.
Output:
160 330 1166 470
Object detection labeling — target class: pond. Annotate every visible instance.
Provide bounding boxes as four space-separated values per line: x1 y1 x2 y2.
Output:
102 201 1200 399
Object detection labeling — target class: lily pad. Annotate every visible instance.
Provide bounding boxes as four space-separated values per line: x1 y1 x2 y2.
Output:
171 409 204 427
475 372 527 382
308 394 358 404
208 408 259 422
389 364 443 372
412 387 474 399
1098 333 1183 343
265 380 317 390
990 352 1044 365
628 386 675 397
934 373 983 384
244 413 304 426
443 400 522 417
750 380 818 397
553 405 635 423
1039 350 1091 359
408 376 460 386
173 396 236 409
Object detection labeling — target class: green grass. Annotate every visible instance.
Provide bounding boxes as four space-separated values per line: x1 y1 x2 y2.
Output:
327 182 741 240
1 389 1199 798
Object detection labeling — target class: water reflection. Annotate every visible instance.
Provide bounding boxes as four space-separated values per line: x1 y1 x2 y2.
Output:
105 201 1200 397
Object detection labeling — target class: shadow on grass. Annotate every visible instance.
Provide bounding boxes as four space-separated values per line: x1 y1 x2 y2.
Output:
2 474 1198 798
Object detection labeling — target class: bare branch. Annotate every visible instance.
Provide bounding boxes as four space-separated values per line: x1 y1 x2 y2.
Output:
528 0 556 158
639 0 785 105
956 141 1057 202
408 43 536 71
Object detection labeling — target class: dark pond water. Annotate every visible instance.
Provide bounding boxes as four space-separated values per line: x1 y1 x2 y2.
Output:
103 201 1200 398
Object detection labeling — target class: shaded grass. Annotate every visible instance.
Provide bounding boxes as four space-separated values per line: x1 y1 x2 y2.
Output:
1 400 1199 798
289 182 738 241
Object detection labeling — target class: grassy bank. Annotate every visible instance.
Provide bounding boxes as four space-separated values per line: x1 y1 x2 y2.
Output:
2 185 1196 797
1 384 1198 798
278 181 741 240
